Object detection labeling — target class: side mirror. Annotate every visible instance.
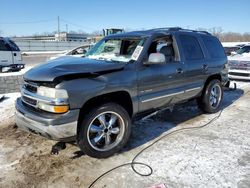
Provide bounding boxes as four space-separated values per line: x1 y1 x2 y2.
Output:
144 53 166 65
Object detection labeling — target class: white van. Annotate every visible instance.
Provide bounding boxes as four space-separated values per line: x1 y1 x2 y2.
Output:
0 37 24 72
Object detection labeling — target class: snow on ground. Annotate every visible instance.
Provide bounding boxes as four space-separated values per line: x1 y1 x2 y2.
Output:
222 42 250 47
0 93 20 124
0 82 249 188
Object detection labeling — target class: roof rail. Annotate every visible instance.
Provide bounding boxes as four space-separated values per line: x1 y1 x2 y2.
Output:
148 27 211 35
148 27 182 32
179 28 211 35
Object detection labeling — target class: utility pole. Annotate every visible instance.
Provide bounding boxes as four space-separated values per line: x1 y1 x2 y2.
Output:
66 24 68 33
57 16 60 41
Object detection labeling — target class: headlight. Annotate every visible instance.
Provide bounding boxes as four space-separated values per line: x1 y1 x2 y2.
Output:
37 86 69 113
37 86 68 99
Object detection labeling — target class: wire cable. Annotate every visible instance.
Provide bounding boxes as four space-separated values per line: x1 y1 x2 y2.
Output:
88 109 223 188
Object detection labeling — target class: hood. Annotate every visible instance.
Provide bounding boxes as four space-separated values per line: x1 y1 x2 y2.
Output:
24 56 125 82
228 54 250 62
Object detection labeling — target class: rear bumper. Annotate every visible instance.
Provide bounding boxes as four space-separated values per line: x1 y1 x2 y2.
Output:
0 63 25 72
15 97 79 141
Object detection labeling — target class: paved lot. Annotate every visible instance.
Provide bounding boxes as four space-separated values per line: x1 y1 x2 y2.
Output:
0 82 249 188
22 54 55 66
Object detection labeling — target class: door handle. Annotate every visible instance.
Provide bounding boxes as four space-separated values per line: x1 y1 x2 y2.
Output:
203 64 208 70
176 68 183 74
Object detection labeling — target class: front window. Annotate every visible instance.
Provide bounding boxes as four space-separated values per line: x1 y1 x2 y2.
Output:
236 46 250 55
85 38 145 63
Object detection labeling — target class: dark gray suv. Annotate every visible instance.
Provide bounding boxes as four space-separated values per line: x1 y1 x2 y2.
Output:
15 28 228 158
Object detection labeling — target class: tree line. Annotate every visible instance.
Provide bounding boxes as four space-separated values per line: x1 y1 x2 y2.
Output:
197 27 250 42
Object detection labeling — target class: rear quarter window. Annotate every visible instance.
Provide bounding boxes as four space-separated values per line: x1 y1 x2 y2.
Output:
202 36 225 58
6 39 20 51
179 35 204 60
0 40 10 51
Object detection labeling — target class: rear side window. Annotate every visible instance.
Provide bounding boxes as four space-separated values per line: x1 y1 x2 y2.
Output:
202 36 225 58
7 39 20 51
0 40 10 51
179 35 204 60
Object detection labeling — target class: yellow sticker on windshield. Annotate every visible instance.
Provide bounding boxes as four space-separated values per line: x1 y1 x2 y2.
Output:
131 46 143 61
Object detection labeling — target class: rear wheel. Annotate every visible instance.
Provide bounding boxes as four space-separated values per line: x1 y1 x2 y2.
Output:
197 79 223 113
77 103 131 158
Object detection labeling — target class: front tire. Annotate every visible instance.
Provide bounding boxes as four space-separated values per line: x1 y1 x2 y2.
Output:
77 103 131 158
197 79 223 113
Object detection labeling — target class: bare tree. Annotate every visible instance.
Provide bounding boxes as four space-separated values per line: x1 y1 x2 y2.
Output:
195 27 250 42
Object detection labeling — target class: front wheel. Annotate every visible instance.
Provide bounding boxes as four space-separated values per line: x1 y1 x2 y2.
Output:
197 79 223 113
77 103 131 158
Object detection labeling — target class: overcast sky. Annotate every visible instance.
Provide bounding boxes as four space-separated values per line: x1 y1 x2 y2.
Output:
0 0 249 36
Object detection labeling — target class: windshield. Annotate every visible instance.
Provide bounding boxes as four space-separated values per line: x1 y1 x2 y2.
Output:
85 38 145 63
236 46 250 55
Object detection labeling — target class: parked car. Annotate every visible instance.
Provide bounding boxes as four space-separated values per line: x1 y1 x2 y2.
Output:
228 56 250 80
0 37 24 72
49 45 93 60
15 28 228 158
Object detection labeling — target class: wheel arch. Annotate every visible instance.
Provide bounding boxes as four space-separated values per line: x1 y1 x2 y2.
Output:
77 91 133 136
201 74 222 96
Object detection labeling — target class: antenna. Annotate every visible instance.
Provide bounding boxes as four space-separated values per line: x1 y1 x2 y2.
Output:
66 24 68 33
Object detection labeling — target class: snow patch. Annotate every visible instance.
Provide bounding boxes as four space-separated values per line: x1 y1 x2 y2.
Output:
0 93 20 125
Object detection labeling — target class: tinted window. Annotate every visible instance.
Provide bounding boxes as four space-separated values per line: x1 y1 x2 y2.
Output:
236 46 250 54
7 39 20 51
202 36 225 58
179 35 204 60
0 40 10 51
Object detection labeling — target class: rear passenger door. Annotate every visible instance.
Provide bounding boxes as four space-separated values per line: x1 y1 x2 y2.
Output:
0 39 13 66
177 34 207 99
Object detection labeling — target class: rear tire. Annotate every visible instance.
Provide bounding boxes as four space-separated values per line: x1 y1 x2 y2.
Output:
197 79 223 113
77 103 131 158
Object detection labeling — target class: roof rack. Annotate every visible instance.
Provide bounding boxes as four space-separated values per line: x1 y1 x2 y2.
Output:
148 27 211 35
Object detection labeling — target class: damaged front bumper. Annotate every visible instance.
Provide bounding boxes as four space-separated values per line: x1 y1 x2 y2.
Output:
15 97 79 142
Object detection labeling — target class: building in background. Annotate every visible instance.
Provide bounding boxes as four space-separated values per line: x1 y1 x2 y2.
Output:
12 32 88 42
55 32 87 42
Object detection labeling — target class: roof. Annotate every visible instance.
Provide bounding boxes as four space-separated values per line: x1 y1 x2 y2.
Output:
107 27 212 38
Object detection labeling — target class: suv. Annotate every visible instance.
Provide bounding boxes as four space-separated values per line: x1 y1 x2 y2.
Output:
0 37 24 72
15 28 228 158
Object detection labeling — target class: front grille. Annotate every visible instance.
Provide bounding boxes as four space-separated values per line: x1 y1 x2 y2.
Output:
22 96 37 106
229 61 250 71
230 66 250 71
24 82 38 93
229 72 250 77
21 82 39 108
